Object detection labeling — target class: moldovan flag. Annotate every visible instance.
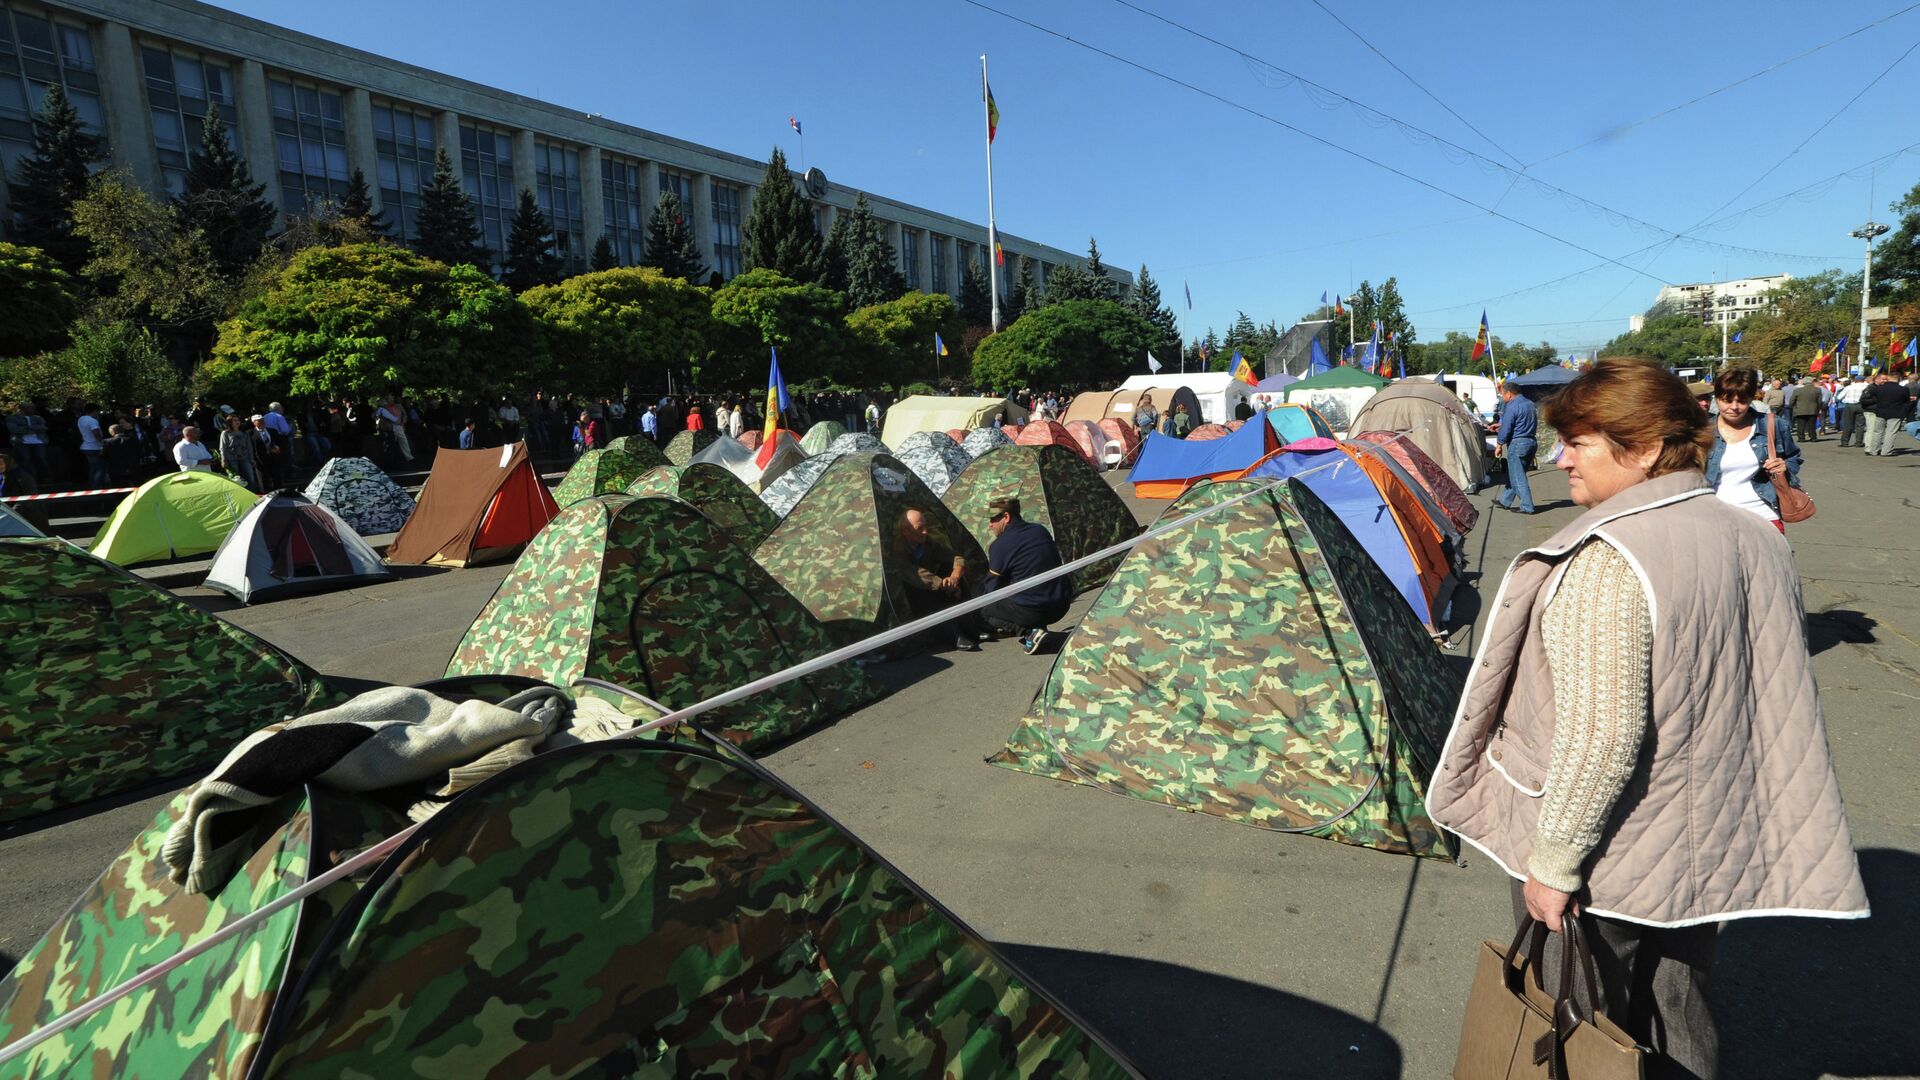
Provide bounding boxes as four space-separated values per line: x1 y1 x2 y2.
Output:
762 347 791 444
1811 343 1830 373
994 240 1006 266
1470 310 1491 360
1232 351 1258 386
985 81 1000 143
789 116 802 135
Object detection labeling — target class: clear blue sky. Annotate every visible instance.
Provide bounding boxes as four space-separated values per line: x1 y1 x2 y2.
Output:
223 0 1920 354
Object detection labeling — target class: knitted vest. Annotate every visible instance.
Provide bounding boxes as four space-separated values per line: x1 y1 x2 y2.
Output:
1425 470 1868 927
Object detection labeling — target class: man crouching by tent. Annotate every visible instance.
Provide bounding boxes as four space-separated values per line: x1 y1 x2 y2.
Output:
891 508 986 653
979 497 1072 654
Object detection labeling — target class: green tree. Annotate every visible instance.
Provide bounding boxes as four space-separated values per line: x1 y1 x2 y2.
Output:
71 171 235 354
414 147 487 268
521 266 713 391
820 211 852 293
1006 254 1035 323
842 193 904 309
1126 263 1182 364
502 188 562 292
845 291 964 388
174 102 276 280
0 241 78 355
209 243 536 399
50 315 181 403
1728 272 1860 378
1871 178 1920 307
707 267 849 388
957 258 991 328
741 146 823 283
1597 312 1722 369
589 234 618 271
1375 276 1416 359
970 298 1153 393
7 84 105 277
1037 238 1120 306
642 190 708 283
336 168 389 236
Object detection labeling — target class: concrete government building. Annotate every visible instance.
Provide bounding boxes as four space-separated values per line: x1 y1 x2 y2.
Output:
0 0 1119 295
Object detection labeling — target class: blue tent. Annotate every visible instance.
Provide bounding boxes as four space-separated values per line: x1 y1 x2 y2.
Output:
1254 372 1299 393
1129 419 1276 498
1244 443 1429 623
1506 365 1579 402
1265 402 1336 445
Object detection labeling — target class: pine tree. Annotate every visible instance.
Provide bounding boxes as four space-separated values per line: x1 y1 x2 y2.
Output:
336 167 389 235
590 234 618 271
1374 275 1415 353
173 101 276 279
413 147 487 268
1084 236 1120 302
1129 263 1181 361
842 193 904 309
642 189 707 282
1007 255 1036 322
741 146 823 283
957 258 991 327
820 212 852 292
502 188 562 291
7 83 104 276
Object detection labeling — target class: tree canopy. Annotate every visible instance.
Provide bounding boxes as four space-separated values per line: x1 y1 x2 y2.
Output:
841 193 904 309
741 147 824 283
413 148 486 268
173 103 276 281
707 268 850 388
7 84 105 277
208 242 534 399
502 188 562 292
970 298 1154 393
1871 178 1920 307
520 265 713 391
642 190 707 283
845 290 964 388
0 241 78 356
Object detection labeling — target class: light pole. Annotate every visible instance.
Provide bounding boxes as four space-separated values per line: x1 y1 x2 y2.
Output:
1851 221 1889 375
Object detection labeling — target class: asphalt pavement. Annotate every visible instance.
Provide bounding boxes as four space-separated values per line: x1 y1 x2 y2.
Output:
2 434 1915 1078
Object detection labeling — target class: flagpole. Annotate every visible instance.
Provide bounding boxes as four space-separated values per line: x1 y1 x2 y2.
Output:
981 55 1001 333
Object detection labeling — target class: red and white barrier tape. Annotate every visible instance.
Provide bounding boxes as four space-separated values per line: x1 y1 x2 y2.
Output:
2 486 137 502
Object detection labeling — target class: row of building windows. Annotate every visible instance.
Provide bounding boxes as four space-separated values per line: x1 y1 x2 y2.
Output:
0 7 1051 291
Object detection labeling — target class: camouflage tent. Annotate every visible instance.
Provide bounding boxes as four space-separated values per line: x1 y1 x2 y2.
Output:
0 730 1136 1078
758 451 843 518
300 456 414 536
942 445 1141 593
449 494 881 748
552 446 653 506
755 452 986 642
989 477 1459 858
663 427 719 466
625 463 782 549
799 420 846 455
828 431 888 455
0 537 328 825
960 425 1015 460
891 430 973 496
604 434 673 469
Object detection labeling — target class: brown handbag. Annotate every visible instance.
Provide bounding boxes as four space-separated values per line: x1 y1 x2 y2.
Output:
1765 416 1816 523
1452 916 1646 1079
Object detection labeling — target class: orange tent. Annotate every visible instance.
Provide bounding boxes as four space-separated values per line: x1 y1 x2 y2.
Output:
387 443 559 567
1096 418 1142 466
1015 420 1096 468
736 429 763 450
1186 423 1231 441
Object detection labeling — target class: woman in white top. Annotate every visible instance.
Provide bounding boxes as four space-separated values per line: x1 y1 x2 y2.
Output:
1703 367 1801 535
727 405 744 439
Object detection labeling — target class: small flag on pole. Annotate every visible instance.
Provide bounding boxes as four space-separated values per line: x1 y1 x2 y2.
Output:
1310 337 1332 374
1198 340 1211 362
1320 290 1328 307
788 116 802 135
1147 350 1163 373
934 332 949 357
994 241 1005 266
1232 351 1257 386
1904 335 1917 359
1184 281 1193 309
1470 310 1491 360
762 347 790 445
985 81 1000 143
1333 293 1344 316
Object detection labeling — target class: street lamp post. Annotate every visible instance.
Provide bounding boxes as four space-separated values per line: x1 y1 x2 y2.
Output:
1851 221 1890 375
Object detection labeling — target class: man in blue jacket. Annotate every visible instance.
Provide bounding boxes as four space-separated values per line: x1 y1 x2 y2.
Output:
1493 382 1537 514
980 497 1073 653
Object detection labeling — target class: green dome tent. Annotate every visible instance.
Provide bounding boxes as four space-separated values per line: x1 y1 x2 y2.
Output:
448 494 882 749
799 419 845 455
90 471 259 566
755 453 985 643
663 427 719 466
941 445 1141 593
604 434 672 469
625 463 781 549
0 537 329 825
551 447 653 506
989 476 1459 858
0 724 1135 1078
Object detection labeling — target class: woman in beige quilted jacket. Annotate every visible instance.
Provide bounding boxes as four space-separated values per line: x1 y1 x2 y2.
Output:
1426 358 1867 1080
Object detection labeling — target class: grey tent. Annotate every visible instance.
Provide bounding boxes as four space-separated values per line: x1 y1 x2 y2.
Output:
203 491 394 603
302 456 415 536
891 431 973 496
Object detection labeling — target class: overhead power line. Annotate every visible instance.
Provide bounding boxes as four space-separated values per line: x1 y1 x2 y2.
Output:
1302 0 1525 169
1526 2 1920 167
1097 0 1857 266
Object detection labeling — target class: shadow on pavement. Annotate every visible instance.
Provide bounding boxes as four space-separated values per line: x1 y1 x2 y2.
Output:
1804 608 1876 655
1714 847 1919 1079
1001 943 1403 1079
0 774 183 843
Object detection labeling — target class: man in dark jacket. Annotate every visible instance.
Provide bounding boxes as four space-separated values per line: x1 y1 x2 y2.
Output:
1860 373 1913 457
979 497 1073 653
1787 376 1821 442
890 508 982 652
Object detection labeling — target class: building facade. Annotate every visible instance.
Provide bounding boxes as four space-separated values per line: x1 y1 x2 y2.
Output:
0 0 1122 294
1643 274 1791 329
